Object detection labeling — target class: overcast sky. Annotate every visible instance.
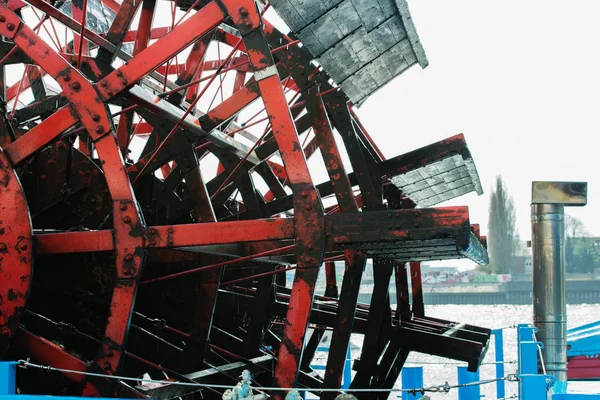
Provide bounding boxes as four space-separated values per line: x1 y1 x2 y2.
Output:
353 1 600 243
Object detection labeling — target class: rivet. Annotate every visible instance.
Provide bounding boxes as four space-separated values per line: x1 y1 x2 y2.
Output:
120 204 127 211
123 216 131 223
121 79 128 86
63 75 71 82
116 70 122 77
95 126 104 134
6 23 14 31
150 240 157 246
0 243 7 252
92 114 100 122
106 351 114 357
301 192 308 198
307 244 314 250
150 228 157 234
71 82 81 91
125 254 133 261
0 16 5 22
167 227 174 234
100 81 107 87
240 7 249 16
103 362 111 371
19 242 28 251
245 22 253 29
304 205 312 211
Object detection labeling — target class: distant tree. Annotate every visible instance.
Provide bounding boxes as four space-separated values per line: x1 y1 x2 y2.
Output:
565 215 598 274
487 175 519 274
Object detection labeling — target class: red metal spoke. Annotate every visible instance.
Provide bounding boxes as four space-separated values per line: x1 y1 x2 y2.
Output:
141 243 295 285
210 122 270 200
4 106 77 164
221 265 299 287
76 0 88 69
130 37 243 185
97 2 226 101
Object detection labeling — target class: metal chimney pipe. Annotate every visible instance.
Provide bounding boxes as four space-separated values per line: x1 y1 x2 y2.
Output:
531 203 567 381
531 181 587 382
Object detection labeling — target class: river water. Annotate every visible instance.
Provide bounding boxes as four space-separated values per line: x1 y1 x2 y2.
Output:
339 304 600 400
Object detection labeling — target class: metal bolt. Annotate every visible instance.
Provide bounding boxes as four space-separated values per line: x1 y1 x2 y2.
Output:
0 16 5 22
6 23 14 31
63 75 71 82
120 204 127 211
106 351 114 357
121 79 128 86
0 243 7 252
123 268 133 276
95 126 104 134
103 362 111 371
245 22 253 29
116 70 123 77
240 7 249 16
304 205 312 211
100 81 107 87
150 240 157 246
167 227 174 234
123 216 131 223
125 254 133 261
150 228 157 234
92 114 100 122
19 242 28 251
301 192 308 198
71 81 81 91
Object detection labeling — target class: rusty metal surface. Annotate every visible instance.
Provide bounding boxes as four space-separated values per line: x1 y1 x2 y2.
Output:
0 0 488 398
388 134 484 207
268 0 428 104
531 181 588 206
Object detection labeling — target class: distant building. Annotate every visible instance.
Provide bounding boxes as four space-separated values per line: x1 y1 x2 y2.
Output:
511 255 532 275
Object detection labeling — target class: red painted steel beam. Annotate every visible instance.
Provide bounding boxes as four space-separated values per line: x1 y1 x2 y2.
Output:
35 230 115 254
143 218 295 248
17 329 87 382
221 1 326 395
3 107 77 165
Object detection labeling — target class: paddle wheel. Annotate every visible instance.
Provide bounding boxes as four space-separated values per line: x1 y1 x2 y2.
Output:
0 0 491 398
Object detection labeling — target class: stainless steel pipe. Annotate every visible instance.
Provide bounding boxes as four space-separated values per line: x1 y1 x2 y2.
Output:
531 203 567 381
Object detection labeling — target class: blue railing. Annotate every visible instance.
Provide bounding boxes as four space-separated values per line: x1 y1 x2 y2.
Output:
402 324 600 400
